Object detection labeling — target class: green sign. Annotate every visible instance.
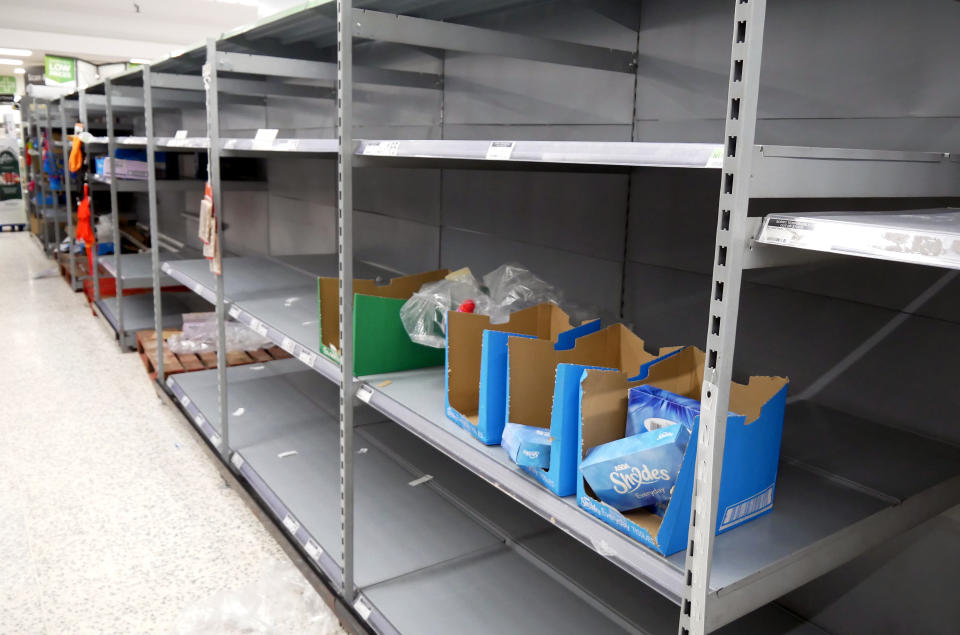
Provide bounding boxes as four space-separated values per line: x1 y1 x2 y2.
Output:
44 55 76 84
0 75 15 95
0 150 22 201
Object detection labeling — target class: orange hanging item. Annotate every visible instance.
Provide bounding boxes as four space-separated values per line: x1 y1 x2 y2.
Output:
69 135 83 174
76 183 94 245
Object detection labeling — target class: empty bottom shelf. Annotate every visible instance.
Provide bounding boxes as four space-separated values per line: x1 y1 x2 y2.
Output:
95 291 211 344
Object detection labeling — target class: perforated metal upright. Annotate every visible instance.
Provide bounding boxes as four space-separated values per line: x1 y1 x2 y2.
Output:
337 0 356 603
59 97 77 290
678 2 766 634
104 79 128 348
143 64 165 384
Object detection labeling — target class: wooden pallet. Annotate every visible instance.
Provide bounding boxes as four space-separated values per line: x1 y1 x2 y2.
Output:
136 329 292 380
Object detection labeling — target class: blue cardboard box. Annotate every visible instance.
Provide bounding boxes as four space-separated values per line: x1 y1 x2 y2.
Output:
504 324 682 496
445 303 599 445
577 347 789 556
501 422 553 469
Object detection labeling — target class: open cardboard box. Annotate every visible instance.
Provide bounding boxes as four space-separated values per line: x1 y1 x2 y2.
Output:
445 303 600 445
577 347 788 556
317 269 448 376
506 324 681 496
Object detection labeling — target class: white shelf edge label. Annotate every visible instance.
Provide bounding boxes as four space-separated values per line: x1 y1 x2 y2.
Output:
253 128 279 149
193 414 205 428
355 385 373 404
180 394 191 407
228 305 241 319
282 514 300 534
210 432 222 448
280 337 295 354
705 147 724 168
362 140 399 156
248 318 267 337
298 349 316 367
174 130 188 140
486 140 516 160
231 453 244 469
304 540 322 561
354 597 372 621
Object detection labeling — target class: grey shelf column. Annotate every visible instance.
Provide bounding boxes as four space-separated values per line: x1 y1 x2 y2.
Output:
205 38 230 458
678 2 767 635
337 0 357 605
79 88 101 302
59 98 76 290
144 65 165 384
105 79 125 348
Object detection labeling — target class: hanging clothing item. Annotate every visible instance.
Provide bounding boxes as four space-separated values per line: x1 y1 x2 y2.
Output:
69 135 84 174
76 183 94 246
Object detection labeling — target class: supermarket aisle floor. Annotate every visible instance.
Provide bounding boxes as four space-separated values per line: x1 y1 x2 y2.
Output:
0 233 343 635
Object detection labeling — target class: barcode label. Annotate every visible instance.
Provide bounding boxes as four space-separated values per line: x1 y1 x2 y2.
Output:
231 453 245 469
486 140 515 160
228 305 240 319
282 514 300 534
362 140 399 156
304 540 322 561
719 485 774 530
356 386 373 404
280 337 295 353
249 318 267 336
298 349 316 367
354 597 372 621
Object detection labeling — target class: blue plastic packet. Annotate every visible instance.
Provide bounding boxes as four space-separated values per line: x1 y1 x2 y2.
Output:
626 385 700 437
501 422 552 469
580 422 691 512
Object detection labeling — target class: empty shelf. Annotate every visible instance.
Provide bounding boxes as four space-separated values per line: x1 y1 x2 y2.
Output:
99 252 187 288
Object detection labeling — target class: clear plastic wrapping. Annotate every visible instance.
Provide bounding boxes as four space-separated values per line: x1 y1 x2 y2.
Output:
166 312 272 354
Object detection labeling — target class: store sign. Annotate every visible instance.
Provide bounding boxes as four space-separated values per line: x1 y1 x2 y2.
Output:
0 76 15 95
44 55 76 84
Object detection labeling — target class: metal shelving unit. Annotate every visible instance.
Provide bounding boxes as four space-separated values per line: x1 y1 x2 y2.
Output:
89 1 960 634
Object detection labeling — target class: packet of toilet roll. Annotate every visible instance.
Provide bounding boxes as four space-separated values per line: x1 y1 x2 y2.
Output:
580 422 690 512
501 422 552 469
626 385 700 437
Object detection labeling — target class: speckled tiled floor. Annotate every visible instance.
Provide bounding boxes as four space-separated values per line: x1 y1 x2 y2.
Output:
0 233 343 635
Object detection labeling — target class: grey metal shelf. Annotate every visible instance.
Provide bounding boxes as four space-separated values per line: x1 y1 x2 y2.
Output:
165 359 816 635
90 174 265 192
95 291 211 346
99 252 190 288
162 256 395 384
755 208 960 270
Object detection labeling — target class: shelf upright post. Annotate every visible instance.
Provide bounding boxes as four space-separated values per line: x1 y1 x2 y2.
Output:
105 79 126 347
60 98 76 290
48 102 60 258
337 0 356 603
677 2 767 635
144 65 165 384
41 102 51 254
79 89 100 300
204 38 230 457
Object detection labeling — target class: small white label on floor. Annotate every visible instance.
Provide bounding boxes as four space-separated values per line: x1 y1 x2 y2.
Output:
253 128 279 149
705 147 724 168
362 140 399 156
304 540 322 561
228 305 240 319
355 386 373 404
231 453 245 469
180 394 191 407
354 597 372 621
298 350 316 367
282 514 300 534
486 140 515 160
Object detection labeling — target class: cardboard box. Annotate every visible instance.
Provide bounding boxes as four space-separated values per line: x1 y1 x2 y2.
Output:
505 324 681 496
317 269 449 376
577 347 788 556
445 303 600 445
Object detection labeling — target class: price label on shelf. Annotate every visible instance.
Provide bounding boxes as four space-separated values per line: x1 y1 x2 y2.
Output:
180 394 191 407
705 146 724 168
274 139 299 152
252 128 279 149
174 129 188 140
193 414 205 428
210 432 222 448
355 385 373 404
362 140 399 156
354 598 372 621
248 318 268 337
282 514 300 535
280 337 296 354
304 540 323 561
486 140 516 160
298 349 317 367
228 305 241 319
231 453 245 470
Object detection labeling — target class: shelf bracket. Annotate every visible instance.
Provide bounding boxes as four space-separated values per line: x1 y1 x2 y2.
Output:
678 2 767 635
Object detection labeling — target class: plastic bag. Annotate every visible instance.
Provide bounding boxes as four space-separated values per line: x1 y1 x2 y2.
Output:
167 312 272 354
175 558 345 635
95 214 115 245
400 263 566 348
399 268 491 348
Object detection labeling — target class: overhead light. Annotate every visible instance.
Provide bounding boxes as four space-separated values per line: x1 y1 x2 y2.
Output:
129 58 151 65
13 68 25 75
0 58 24 66
0 48 31 57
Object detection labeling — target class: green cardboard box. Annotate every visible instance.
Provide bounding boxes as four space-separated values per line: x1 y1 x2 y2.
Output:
318 269 449 376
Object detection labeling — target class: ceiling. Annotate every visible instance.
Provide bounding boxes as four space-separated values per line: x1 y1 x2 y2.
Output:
0 0 303 68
